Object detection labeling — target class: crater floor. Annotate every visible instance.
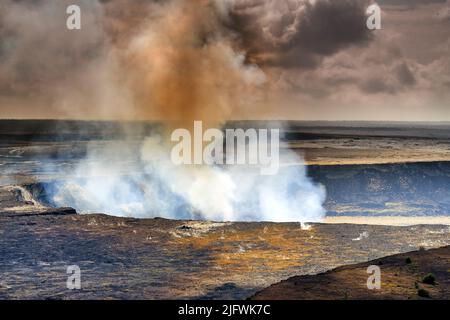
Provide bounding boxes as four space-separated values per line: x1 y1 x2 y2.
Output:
1 211 449 299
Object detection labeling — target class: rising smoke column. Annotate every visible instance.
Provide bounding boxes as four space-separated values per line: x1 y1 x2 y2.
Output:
120 0 267 127
52 0 327 222
0 0 374 221
0 0 373 119
114 0 326 222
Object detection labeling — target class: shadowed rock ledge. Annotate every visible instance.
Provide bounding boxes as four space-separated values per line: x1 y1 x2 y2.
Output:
0 185 76 217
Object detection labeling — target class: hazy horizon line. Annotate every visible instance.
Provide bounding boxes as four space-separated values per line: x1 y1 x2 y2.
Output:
2 118 450 124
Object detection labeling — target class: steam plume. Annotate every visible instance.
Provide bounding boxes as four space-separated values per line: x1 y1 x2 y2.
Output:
1 0 342 222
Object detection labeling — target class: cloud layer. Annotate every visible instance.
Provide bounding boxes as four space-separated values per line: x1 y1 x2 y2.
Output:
0 0 449 120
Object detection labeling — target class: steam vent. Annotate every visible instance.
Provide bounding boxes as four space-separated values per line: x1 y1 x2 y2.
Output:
1 0 450 308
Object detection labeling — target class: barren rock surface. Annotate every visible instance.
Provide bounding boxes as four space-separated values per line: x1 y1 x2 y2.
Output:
252 245 450 300
2 121 450 299
1 212 449 299
0 185 75 217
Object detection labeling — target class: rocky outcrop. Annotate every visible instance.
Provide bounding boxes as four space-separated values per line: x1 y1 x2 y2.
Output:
309 162 450 216
0 185 76 217
251 245 450 300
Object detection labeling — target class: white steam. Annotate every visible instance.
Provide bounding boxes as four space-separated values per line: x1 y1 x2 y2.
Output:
15 0 327 222
50 134 326 223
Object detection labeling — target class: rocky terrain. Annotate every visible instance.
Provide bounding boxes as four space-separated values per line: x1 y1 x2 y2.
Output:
3 120 450 217
310 162 450 217
0 185 75 217
1 187 449 299
2 120 450 299
252 245 450 300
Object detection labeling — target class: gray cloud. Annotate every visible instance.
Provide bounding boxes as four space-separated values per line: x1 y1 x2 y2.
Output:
0 0 449 121
0 0 132 119
378 0 446 5
0 1 104 94
230 0 373 68
396 63 416 87
0 0 377 119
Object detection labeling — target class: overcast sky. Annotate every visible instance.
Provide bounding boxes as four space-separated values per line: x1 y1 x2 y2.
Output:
0 0 449 121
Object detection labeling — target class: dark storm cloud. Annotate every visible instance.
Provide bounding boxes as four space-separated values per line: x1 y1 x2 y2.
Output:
0 0 449 120
378 0 446 5
360 77 395 94
0 0 376 107
230 0 373 69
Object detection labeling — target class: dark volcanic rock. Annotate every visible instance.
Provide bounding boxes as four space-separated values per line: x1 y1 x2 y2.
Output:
251 245 450 300
309 162 450 216
0 207 76 218
0 185 76 217
0 214 449 299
